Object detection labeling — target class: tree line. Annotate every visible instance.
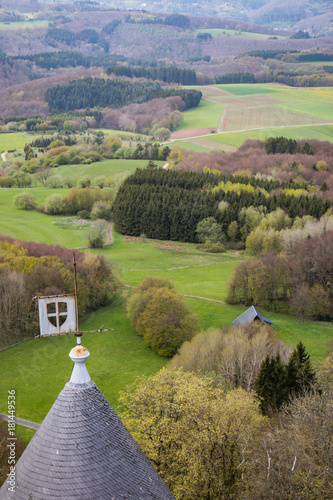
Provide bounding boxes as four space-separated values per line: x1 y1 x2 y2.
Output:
113 168 331 243
45 78 202 113
105 65 196 85
265 136 313 154
227 230 333 319
10 51 197 85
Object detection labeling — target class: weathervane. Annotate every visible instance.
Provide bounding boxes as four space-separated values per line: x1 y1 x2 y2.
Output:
34 252 113 339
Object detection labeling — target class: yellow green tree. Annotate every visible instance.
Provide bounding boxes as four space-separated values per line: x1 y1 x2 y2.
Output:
127 277 198 357
120 369 264 499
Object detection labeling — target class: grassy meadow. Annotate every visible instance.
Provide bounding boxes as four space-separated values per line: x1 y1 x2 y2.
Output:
0 217 332 426
0 188 94 247
0 21 49 31
56 158 164 182
0 133 27 152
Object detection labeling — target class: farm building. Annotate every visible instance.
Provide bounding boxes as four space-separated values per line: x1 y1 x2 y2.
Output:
0 341 175 500
232 305 273 326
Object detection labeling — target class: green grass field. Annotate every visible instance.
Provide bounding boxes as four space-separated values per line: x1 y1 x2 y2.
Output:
194 28 286 40
0 302 167 422
0 229 332 425
98 232 243 301
0 20 48 30
175 84 333 151
177 98 223 131
208 124 333 147
215 84 279 96
0 188 95 247
56 158 164 181
0 133 27 152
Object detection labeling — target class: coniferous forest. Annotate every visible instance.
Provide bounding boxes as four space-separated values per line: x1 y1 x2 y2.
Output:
113 168 331 242
46 79 202 114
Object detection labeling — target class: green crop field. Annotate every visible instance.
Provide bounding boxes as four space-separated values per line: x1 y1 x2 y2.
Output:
215 84 279 96
194 28 286 40
175 84 333 152
208 124 333 147
177 98 223 131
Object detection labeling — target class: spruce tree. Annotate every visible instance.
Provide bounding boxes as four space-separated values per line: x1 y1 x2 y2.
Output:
286 342 316 396
256 353 288 415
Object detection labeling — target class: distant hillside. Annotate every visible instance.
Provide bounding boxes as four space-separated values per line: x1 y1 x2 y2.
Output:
102 0 332 34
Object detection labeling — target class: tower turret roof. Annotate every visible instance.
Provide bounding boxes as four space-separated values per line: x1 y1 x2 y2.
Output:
0 344 175 500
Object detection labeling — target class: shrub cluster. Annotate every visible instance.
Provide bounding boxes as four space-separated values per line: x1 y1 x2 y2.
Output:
126 277 199 356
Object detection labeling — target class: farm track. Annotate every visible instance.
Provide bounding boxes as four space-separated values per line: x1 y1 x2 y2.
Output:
168 121 333 144
217 105 228 133
127 260 241 272
123 284 226 304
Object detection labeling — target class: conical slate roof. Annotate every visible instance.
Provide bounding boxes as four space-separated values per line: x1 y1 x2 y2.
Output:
0 345 175 500
232 305 273 326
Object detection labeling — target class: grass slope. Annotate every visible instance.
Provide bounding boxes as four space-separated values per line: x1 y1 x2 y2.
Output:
0 302 167 422
0 133 27 152
209 124 333 147
0 188 93 247
0 21 48 31
0 230 332 426
177 98 224 131
56 159 164 182
194 28 286 39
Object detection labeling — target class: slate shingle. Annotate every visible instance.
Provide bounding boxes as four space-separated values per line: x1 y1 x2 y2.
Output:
232 305 272 326
0 380 175 500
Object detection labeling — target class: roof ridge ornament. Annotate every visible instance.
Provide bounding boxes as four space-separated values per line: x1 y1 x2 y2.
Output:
68 343 91 385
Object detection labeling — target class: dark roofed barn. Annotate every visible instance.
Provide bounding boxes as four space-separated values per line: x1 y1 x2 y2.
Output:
232 306 272 327
0 344 175 500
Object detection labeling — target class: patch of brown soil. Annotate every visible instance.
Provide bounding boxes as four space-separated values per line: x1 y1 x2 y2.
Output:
170 128 216 139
